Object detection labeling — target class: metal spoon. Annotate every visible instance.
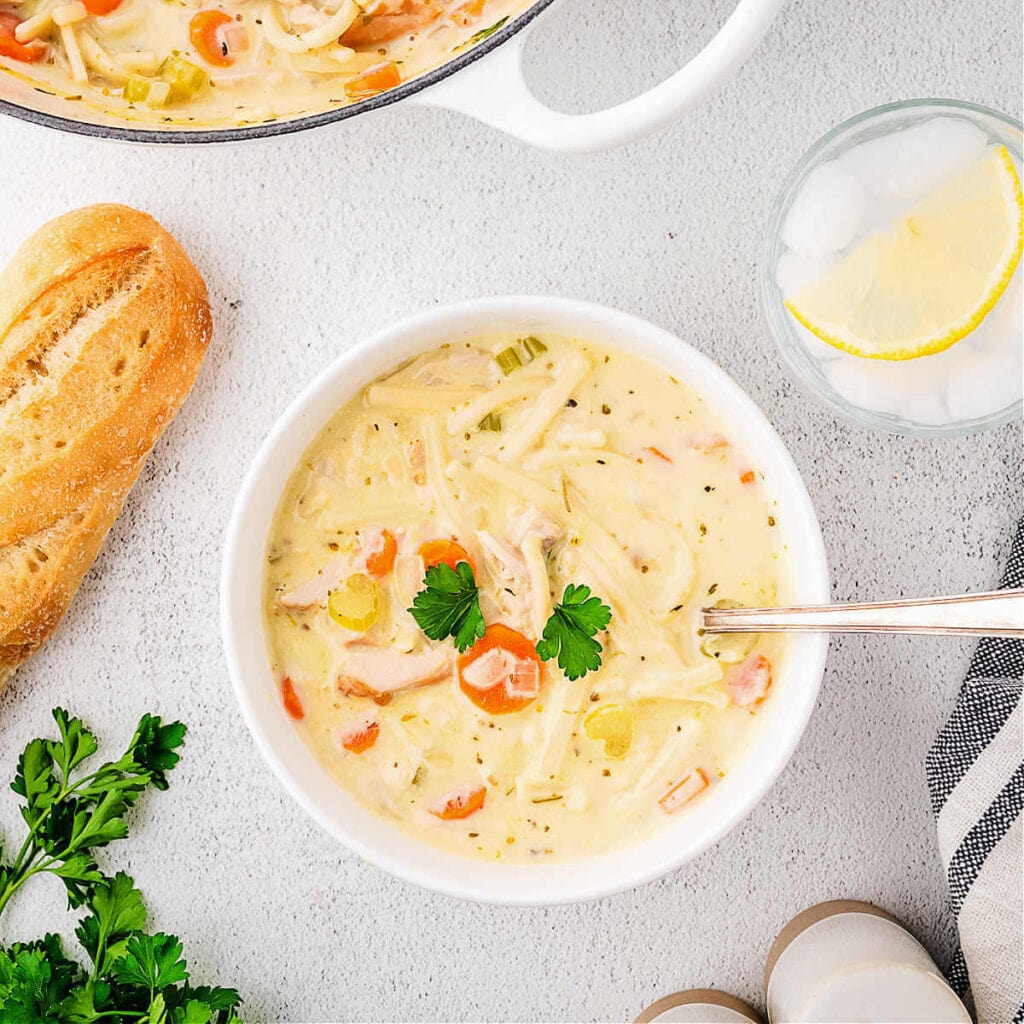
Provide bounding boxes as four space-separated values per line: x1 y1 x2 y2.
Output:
701 589 1024 639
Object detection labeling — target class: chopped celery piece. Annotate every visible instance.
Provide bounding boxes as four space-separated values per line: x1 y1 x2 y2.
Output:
477 412 502 431
328 574 380 632
158 55 208 100
701 599 757 663
495 346 522 376
124 75 171 108
521 336 547 360
123 74 151 104
145 80 172 107
584 704 635 759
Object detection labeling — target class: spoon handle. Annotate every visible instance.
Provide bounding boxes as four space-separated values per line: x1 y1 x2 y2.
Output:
701 589 1024 638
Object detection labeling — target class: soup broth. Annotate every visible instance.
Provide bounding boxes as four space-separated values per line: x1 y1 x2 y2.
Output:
263 334 788 863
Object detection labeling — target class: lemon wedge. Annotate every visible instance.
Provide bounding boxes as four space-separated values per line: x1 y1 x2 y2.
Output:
786 145 1024 360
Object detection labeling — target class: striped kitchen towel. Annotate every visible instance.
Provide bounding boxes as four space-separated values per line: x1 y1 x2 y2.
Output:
926 515 1024 1024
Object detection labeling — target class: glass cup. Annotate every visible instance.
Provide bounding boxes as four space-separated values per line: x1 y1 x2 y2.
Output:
760 98 1023 437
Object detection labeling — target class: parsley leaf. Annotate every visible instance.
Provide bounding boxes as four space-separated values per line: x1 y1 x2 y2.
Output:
535 584 612 680
76 871 147 976
111 933 189 990
453 15 508 52
408 561 486 653
0 710 245 1024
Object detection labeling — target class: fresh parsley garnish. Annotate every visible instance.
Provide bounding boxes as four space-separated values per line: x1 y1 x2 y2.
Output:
453 15 508 52
0 708 244 1024
409 561 486 653
536 584 612 681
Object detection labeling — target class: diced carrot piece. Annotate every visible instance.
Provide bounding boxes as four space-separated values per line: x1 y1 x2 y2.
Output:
690 434 730 452
344 60 401 100
458 623 542 715
450 0 486 24
341 719 380 754
0 12 47 62
728 654 772 708
364 528 398 577
659 767 709 814
641 446 673 464
430 784 487 820
418 539 474 574
189 10 238 67
739 469 756 485
281 677 304 720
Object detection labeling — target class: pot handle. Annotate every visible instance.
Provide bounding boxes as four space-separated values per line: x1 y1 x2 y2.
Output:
410 0 785 153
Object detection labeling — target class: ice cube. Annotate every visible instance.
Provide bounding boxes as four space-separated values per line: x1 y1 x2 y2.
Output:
902 391 953 425
840 117 987 204
947 354 1023 421
824 356 911 416
970 269 1023 357
794 320 843 362
775 251 837 296
781 160 866 257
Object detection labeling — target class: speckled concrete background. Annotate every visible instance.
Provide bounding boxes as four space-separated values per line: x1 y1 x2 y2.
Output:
0 0 1021 1020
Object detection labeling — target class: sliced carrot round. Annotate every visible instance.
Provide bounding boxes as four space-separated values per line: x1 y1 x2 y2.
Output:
419 539 474 574
81 0 124 14
0 13 48 62
458 623 541 715
189 9 235 67
281 677 304 720
365 528 398 577
430 785 486 820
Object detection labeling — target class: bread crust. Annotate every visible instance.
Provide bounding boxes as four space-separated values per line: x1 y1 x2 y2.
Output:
0 204 211 680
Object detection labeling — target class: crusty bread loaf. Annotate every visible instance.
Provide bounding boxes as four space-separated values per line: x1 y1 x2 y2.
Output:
0 204 211 682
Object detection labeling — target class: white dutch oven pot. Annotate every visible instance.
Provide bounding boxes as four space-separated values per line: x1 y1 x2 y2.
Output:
0 0 784 148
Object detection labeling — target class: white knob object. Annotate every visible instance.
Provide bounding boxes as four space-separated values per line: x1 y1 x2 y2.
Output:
765 901 971 1023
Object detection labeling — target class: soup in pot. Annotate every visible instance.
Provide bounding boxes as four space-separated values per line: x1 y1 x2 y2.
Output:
0 0 527 127
263 333 789 863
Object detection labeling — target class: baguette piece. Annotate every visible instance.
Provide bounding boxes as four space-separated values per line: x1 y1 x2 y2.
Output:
0 204 211 682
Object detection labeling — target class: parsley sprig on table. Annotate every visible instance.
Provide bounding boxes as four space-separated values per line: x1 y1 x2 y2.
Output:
536 584 612 681
408 561 486 653
0 708 244 1024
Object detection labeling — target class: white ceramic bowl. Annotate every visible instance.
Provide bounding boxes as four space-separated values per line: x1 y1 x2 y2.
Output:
221 296 830 905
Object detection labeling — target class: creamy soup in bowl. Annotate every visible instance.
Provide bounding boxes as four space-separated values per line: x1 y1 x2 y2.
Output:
222 296 829 903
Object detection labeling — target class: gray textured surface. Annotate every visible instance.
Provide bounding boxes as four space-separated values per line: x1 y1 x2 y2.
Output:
0 0 1021 1020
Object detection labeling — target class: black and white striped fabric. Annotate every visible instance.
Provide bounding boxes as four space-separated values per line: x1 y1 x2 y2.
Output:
926 515 1024 1024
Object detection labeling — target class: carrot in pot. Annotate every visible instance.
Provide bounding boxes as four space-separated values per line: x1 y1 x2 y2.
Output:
450 0 486 24
343 60 401 100
81 0 124 15
739 469 756 485
341 0 442 47
0 13 47 62
430 784 486 820
418 538 474 574
458 623 541 715
281 677 304 720
189 10 238 67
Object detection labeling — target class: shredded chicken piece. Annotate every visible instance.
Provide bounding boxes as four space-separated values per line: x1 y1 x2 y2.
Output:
508 504 561 551
336 644 453 698
279 554 350 609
